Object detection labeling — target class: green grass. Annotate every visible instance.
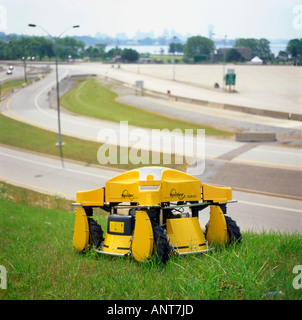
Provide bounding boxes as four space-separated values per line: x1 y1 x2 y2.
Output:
1 79 27 96
1 183 301 300
0 112 187 171
60 77 230 136
151 54 183 63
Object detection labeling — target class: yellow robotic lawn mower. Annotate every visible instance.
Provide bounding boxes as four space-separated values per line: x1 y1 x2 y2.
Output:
72 167 241 263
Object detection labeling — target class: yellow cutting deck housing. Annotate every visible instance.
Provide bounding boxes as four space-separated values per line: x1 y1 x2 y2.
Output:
73 167 237 262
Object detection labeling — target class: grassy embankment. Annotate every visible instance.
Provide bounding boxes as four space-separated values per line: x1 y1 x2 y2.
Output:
0 182 301 300
1 79 26 96
60 77 230 136
151 54 183 63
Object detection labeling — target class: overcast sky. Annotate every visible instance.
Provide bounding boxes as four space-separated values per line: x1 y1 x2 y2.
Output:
1 0 301 39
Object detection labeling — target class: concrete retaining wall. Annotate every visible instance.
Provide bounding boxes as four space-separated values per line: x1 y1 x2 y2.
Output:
236 132 277 142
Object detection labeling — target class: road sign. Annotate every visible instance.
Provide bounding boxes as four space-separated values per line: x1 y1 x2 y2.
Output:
135 80 144 88
135 80 144 96
226 73 236 85
227 68 235 74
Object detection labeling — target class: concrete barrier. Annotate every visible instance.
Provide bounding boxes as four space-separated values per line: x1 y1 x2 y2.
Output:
70 74 97 79
223 103 292 120
291 113 302 121
236 132 277 142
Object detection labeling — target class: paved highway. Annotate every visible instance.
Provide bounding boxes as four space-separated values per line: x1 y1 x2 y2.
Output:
0 64 24 84
0 145 301 233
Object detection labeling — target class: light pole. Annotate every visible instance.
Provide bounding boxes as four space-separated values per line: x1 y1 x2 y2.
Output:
0 41 11 98
28 24 79 168
172 36 176 81
22 37 32 83
222 35 227 90
137 40 140 74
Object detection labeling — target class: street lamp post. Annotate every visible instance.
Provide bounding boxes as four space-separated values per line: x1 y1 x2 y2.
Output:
28 24 79 168
137 40 140 74
22 38 33 84
0 41 11 98
222 35 227 90
172 36 176 81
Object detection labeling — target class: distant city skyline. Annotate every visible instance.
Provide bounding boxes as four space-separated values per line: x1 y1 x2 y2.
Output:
1 0 301 40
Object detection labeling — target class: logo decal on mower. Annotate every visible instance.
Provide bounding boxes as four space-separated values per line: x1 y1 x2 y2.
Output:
121 189 135 201
170 189 185 200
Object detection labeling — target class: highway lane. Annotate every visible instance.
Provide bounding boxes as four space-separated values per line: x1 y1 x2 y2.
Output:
0 65 25 84
233 144 302 169
0 145 301 233
0 145 117 200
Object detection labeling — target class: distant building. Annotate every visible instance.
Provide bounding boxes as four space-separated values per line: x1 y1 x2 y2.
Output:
250 56 263 65
208 25 214 40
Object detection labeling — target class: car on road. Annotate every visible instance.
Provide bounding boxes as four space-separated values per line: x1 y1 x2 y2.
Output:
9 65 13 70
6 69 12 75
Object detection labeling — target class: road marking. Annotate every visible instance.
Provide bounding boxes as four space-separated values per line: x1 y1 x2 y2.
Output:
33 68 114 130
3 85 101 141
0 151 116 179
239 200 302 213
33 69 69 119
4 89 57 131
233 157 302 169
250 147 302 157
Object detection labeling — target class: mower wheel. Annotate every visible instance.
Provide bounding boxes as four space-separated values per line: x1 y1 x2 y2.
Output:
152 225 171 264
204 216 242 245
88 218 104 248
225 216 242 244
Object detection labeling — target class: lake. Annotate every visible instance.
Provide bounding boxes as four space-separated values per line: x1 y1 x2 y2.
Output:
105 43 287 57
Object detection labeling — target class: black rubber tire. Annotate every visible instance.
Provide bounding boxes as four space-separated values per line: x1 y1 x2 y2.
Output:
152 224 171 264
225 216 242 244
88 217 104 249
204 216 242 245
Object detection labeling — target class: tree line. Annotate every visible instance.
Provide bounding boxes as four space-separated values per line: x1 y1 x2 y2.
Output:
0 36 85 61
0 34 301 65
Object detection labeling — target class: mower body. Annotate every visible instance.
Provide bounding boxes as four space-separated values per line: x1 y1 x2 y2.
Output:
73 167 240 262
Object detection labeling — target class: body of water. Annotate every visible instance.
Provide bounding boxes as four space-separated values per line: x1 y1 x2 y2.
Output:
105 43 287 57
106 45 170 55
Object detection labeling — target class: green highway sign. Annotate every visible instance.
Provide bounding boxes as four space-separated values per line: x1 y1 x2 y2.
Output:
226 73 236 85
